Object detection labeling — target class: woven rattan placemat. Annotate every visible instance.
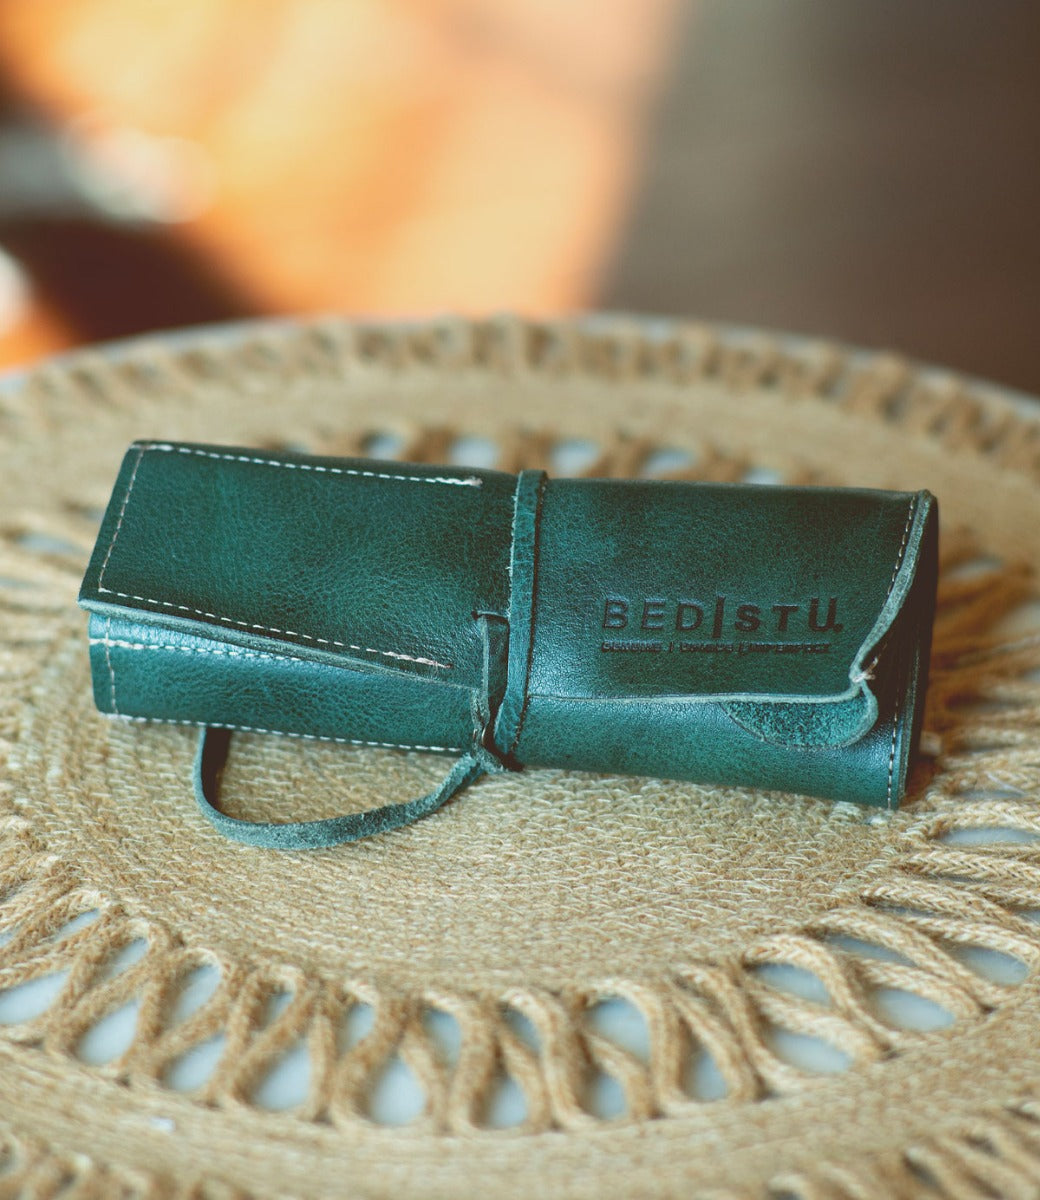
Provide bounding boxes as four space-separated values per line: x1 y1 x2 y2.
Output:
2 316 1040 1199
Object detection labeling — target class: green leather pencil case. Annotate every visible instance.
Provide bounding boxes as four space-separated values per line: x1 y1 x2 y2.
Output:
78 440 939 849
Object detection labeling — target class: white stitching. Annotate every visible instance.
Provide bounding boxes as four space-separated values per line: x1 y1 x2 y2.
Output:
96 443 147 591
109 713 461 754
883 496 917 806
887 496 917 594
93 442 459 671
886 685 902 807
90 636 448 676
149 442 482 488
853 497 918 685
103 616 118 714
92 597 452 670
92 637 311 662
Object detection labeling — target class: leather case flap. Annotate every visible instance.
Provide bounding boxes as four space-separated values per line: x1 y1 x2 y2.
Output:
78 441 517 691
527 479 937 749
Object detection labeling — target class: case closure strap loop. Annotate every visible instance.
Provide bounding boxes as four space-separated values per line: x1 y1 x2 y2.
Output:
490 469 547 763
191 469 548 849
193 728 494 850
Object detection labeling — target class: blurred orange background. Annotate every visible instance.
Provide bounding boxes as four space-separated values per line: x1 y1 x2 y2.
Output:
1 1 1038 391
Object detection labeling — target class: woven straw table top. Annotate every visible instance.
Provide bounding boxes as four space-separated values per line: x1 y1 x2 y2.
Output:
2 315 1040 1200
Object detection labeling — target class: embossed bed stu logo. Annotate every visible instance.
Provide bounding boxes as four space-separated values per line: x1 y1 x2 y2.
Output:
599 594 843 658
601 595 844 636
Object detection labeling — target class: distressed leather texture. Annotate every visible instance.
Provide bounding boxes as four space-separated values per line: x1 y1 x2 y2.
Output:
79 441 939 841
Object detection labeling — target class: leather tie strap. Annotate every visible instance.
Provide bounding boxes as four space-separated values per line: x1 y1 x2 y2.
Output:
490 469 547 764
191 468 548 849
192 729 490 850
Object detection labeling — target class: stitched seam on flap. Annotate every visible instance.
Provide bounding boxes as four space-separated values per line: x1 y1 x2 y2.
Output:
93 593 453 670
886 688 902 807
877 498 918 805
851 496 918 686
89 628 446 676
93 635 470 700
96 444 147 593
881 497 916 805
150 442 482 488
887 496 917 594
103 616 118 714
93 443 456 672
109 713 462 753
93 637 328 661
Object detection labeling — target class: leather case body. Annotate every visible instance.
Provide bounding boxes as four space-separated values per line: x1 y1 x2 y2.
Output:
79 441 939 814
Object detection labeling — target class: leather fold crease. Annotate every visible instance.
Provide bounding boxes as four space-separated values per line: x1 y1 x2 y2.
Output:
720 490 935 752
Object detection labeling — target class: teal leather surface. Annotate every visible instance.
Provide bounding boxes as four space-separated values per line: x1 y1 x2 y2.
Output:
79 440 939 847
